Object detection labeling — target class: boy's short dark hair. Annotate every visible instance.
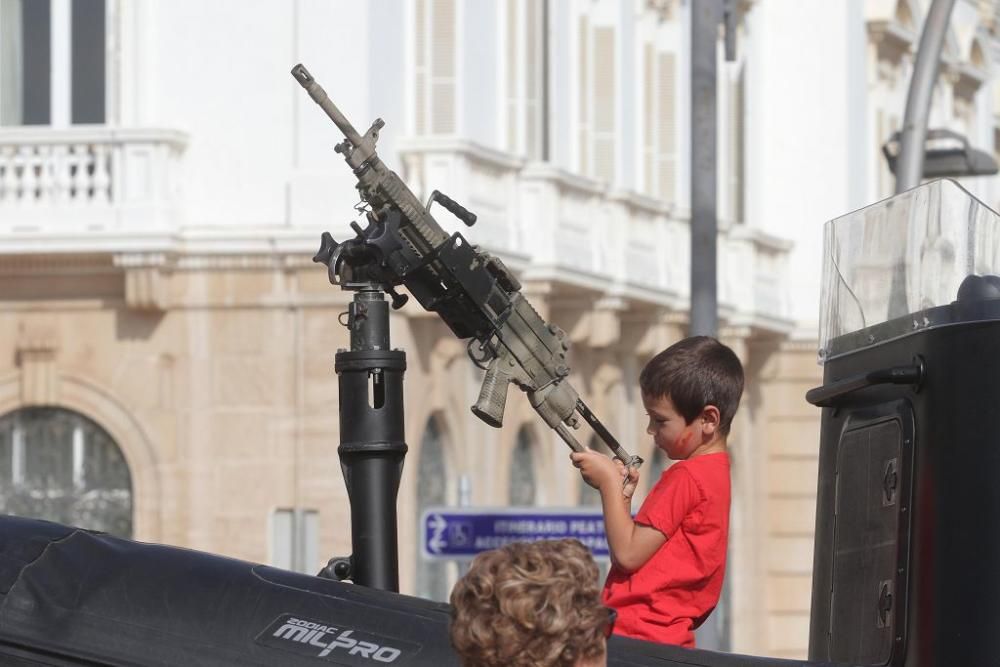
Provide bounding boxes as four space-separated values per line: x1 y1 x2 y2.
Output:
639 336 744 435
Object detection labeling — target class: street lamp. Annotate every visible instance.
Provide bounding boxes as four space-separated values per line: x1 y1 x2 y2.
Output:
883 128 999 179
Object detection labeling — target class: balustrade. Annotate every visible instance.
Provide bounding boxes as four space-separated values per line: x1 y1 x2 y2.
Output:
0 127 186 231
399 138 792 330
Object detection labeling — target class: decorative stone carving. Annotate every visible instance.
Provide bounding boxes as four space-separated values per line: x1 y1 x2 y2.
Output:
588 296 626 349
868 19 916 70
16 321 59 406
115 252 170 311
124 267 168 311
645 0 678 22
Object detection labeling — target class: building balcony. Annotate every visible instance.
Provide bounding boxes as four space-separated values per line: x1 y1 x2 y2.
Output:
0 126 187 240
397 137 793 335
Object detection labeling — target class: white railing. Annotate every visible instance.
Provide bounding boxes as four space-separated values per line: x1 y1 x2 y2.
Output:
0 126 187 232
397 138 794 332
722 226 793 330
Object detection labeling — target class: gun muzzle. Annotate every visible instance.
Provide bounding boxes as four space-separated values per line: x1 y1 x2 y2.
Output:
471 357 512 428
290 63 365 149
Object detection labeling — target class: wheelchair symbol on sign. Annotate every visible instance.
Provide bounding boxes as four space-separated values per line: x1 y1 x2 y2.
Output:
448 521 473 547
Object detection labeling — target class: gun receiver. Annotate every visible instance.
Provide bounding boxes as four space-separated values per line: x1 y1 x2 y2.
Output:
292 63 642 472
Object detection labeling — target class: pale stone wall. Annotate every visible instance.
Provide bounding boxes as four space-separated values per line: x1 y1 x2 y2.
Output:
23 0 1000 658
0 252 828 659
749 340 824 659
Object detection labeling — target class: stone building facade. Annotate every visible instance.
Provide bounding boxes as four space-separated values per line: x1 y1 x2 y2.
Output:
1 0 1000 659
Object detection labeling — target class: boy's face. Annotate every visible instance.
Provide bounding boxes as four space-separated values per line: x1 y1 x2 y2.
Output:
642 393 706 461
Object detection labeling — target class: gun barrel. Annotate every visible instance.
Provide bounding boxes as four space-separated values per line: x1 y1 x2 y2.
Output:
291 64 365 148
575 399 644 468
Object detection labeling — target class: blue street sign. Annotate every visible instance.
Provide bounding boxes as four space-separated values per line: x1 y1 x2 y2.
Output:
420 507 609 560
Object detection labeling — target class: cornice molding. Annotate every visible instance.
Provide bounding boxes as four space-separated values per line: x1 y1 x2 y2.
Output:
396 136 526 171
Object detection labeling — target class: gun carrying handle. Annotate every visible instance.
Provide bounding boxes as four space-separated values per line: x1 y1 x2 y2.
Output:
471 359 511 428
429 190 477 227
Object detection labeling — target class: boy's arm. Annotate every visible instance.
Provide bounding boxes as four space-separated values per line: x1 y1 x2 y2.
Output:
600 481 667 573
571 451 667 573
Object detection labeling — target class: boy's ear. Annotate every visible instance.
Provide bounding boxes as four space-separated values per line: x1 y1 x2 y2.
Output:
700 405 721 435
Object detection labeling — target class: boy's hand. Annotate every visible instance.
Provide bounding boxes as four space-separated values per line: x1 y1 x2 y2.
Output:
571 451 625 493
616 458 640 501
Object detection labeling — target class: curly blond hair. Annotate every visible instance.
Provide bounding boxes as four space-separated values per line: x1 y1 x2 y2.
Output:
449 539 608 667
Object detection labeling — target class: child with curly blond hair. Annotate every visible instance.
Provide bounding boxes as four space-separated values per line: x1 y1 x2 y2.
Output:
449 538 615 667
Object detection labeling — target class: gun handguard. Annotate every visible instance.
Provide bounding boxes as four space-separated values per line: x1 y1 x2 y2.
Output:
292 63 642 472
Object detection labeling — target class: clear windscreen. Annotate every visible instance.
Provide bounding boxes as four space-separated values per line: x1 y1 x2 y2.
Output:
819 179 1000 361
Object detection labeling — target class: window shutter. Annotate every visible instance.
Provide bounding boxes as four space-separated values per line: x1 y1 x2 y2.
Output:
504 0 544 158
593 26 615 183
524 0 541 159
729 67 745 222
506 0 517 150
0 0 25 125
578 14 589 174
643 43 655 194
430 0 456 134
415 0 426 133
657 51 676 203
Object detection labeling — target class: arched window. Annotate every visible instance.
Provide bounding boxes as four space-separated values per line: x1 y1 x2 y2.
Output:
0 407 132 537
509 427 537 505
415 417 451 601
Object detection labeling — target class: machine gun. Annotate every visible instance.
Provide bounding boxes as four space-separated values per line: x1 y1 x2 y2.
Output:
291 63 642 471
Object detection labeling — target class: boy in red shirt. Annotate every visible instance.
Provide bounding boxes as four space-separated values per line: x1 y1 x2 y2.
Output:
571 336 744 647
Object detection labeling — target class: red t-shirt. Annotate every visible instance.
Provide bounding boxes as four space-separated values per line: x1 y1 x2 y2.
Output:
602 452 731 647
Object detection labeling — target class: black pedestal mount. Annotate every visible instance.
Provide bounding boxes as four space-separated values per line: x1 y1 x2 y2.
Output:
318 286 407 592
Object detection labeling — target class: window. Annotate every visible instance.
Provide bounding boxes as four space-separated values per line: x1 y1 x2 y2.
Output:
727 65 745 223
415 417 451 600
414 0 455 135
0 407 132 537
504 0 544 159
271 508 319 574
509 426 537 505
0 0 106 126
643 44 677 203
577 16 617 182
